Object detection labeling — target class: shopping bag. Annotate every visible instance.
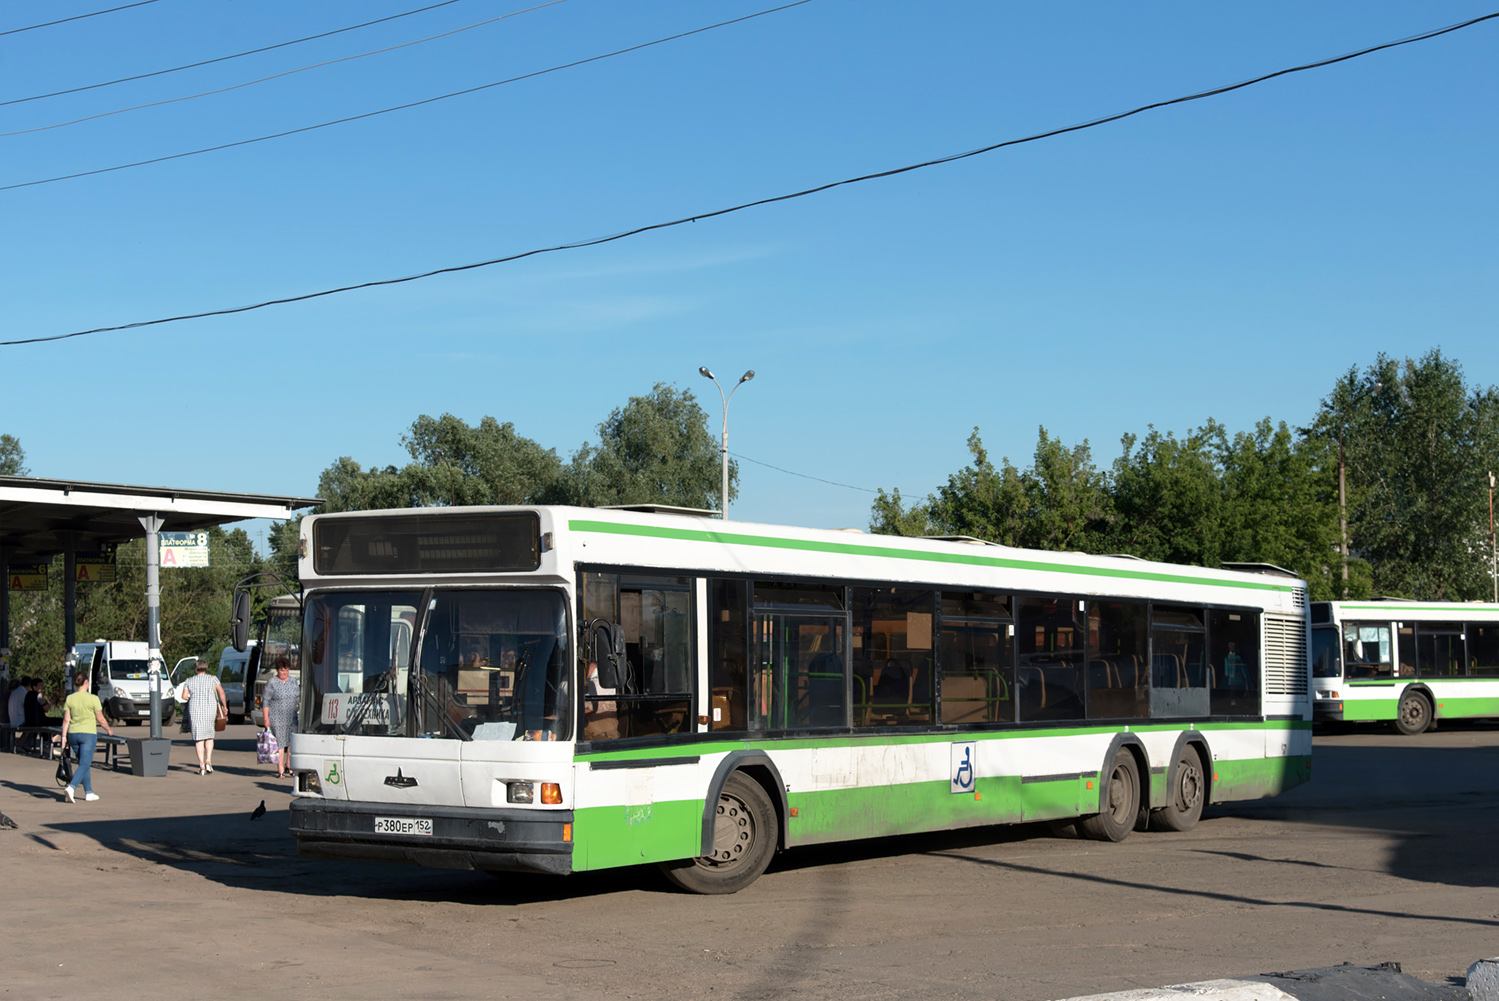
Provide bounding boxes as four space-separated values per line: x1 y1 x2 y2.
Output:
55 750 73 787
256 730 279 764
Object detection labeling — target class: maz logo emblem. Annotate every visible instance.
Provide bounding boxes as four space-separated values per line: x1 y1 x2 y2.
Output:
384 768 418 788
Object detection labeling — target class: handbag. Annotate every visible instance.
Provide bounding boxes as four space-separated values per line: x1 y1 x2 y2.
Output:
55 749 73 787
256 730 280 764
214 715 226 732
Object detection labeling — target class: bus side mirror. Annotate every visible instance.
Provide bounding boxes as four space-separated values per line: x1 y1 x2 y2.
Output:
592 622 627 690
231 590 252 653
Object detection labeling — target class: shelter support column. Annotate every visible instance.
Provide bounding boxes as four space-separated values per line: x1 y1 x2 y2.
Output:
138 514 164 739
0 542 10 686
63 533 77 665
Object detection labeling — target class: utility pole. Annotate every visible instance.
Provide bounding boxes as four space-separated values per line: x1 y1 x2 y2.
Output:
1337 378 1381 590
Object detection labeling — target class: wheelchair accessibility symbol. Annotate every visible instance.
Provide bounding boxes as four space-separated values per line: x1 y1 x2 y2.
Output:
950 741 976 793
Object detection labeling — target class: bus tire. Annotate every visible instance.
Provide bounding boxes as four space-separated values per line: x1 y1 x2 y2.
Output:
1151 746 1206 832
1394 691 1432 735
659 773 777 894
1078 750 1139 843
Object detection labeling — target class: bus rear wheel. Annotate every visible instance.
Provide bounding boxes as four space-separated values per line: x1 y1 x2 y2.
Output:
1394 691 1432 735
1150 747 1206 832
659 773 776 894
1078 750 1139 843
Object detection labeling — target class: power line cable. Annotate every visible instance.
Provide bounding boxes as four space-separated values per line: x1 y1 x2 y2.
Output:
1 0 473 107
3 0 571 137
0 0 815 189
4 9 1495 348
0 0 161 37
731 452 879 493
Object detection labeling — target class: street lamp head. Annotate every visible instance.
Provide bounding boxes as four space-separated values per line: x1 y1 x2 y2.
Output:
698 366 715 380
739 370 755 384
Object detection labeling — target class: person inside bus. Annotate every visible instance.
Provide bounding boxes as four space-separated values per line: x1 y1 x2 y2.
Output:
582 660 619 741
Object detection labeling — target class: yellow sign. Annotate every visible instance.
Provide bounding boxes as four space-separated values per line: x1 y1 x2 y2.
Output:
76 553 116 583
7 563 49 591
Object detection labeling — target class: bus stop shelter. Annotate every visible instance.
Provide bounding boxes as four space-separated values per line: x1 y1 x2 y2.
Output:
0 475 320 732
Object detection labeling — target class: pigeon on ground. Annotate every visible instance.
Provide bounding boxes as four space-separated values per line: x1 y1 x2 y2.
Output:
250 800 266 821
0 811 16 829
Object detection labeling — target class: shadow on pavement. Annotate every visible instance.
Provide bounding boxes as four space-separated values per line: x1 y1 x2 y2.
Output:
1208 735 1499 889
39 807 667 905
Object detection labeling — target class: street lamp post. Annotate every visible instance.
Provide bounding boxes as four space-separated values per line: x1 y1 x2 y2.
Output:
698 367 754 518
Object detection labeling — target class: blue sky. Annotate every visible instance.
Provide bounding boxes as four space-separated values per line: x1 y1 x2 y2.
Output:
3 1 1497 552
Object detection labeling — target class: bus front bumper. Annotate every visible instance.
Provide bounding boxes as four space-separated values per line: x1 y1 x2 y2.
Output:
289 799 573 875
1312 701 1344 721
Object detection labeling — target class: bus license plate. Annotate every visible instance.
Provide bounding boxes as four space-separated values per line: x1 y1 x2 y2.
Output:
374 816 433 836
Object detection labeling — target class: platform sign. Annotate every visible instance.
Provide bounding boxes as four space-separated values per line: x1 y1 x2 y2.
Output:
160 531 210 568
75 552 116 582
7 562 49 591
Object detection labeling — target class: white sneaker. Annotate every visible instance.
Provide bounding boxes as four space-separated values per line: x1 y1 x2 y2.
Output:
84 793 100 802
64 786 75 803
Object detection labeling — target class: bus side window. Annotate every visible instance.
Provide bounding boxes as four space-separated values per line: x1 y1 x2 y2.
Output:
1209 609 1258 716
1343 622 1393 679
1397 627 1416 677
708 579 749 731
1470 624 1499 676
577 572 696 741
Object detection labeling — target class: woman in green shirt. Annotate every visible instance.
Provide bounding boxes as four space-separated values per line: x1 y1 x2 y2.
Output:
61 670 114 803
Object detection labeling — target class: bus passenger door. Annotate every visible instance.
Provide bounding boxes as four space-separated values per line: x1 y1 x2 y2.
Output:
752 611 848 730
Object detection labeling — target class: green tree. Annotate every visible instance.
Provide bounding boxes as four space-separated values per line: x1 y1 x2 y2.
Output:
8 527 266 702
401 413 562 506
1219 419 1342 599
557 383 732 509
1108 423 1227 565
315 414 561 513
1323 350 1499 600
315 457 412 513
0 433 26 475
871 427 1109 551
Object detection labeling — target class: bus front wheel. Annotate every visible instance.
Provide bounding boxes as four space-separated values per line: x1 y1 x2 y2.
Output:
1078 750 1139 843
1395 691 1432 735
659 773 777 894
1150 747 1206 832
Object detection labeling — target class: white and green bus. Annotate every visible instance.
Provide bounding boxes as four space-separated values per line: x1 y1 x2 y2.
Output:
1311 600 1499 734
285 506 1311 893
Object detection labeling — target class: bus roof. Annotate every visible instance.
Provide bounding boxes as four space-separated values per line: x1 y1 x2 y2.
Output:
299 505 1309 612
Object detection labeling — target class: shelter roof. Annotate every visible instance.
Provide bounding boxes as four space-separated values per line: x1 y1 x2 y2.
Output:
0 475 321 562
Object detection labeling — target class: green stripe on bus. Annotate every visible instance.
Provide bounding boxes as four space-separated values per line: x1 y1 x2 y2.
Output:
1341 698 1397 722
569 754 1311 870
1435 696 1499 717
567 519 1298 593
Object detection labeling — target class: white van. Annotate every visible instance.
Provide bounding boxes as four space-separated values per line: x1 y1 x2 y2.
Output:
73 640 176 726
168 644 253 724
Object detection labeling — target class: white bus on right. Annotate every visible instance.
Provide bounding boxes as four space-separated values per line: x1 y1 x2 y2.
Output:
1311 599 1499 734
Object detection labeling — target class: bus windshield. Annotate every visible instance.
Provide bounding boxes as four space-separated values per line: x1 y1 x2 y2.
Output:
303 588 570 740
417 589 570 742
1311 627 1341 678
305 590 422 737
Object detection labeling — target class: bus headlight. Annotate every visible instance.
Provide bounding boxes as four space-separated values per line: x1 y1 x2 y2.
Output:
507 781 534 804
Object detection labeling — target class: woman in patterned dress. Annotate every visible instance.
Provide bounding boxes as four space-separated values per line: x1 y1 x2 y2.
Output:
181 659 226 775
261 657 299 779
